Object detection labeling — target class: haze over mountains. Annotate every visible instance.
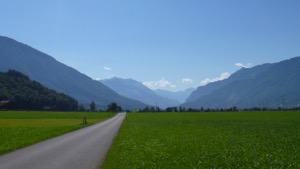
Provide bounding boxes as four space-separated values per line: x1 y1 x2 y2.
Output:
183 57 300 109
155 88 195 104
101 77 180 108
0 36 146 110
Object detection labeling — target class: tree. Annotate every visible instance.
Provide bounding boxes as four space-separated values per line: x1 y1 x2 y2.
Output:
142 106 150 112
179 106 186 112
166 107 178 112
117 106 123 112
107 102 119 112
78 104 86 112
149 107 155 112
90 101 96 112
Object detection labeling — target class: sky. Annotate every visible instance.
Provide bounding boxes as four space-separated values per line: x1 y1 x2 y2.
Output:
1 0 300 91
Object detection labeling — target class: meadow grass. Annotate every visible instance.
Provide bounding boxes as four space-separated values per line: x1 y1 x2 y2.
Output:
0 111 115 155
101 111 300 169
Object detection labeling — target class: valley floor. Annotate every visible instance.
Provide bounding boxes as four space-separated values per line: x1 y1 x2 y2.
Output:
101 111 300 168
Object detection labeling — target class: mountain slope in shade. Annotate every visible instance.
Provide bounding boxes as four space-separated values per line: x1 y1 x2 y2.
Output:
183 56 300 109
0 36 146 110
101 77 179 108
155 88 195 103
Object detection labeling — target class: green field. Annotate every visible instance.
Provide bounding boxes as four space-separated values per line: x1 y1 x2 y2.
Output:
0 111 115 155
101 111 300 168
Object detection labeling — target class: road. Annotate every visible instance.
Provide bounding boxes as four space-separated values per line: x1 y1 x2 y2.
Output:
0 113 126 169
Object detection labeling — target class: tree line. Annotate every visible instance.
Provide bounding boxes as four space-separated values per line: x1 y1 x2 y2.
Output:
137 105 300 113
79 101 123 112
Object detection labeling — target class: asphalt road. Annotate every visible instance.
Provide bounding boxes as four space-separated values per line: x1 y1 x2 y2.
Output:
0 113 126 169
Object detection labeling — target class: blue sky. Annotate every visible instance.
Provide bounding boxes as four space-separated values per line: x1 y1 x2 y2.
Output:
1 0 300 91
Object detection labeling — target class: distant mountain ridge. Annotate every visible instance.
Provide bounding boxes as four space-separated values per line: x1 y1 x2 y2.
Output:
101 77 179 108
0 36 146 110
183 56 300 109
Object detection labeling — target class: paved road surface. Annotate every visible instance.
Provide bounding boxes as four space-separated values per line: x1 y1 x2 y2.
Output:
0 113 126 169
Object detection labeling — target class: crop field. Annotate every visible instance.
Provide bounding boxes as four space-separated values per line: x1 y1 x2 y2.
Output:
101 111 300 168
0 111 115 155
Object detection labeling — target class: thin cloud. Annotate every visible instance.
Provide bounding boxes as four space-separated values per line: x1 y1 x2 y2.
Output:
201 72 231 86
104 67 112 71
235 63 252 68
142 81 156 90
182 78 194 84
143 78 176 90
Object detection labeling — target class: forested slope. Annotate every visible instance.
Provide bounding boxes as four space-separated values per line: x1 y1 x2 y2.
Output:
0 70 78 111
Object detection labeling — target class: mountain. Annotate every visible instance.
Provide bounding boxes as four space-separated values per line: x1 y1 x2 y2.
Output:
0 36 146 110
155 88 195 103
101 77 179 108
186 63 273 103
183 56 300 109
0 70 78 111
